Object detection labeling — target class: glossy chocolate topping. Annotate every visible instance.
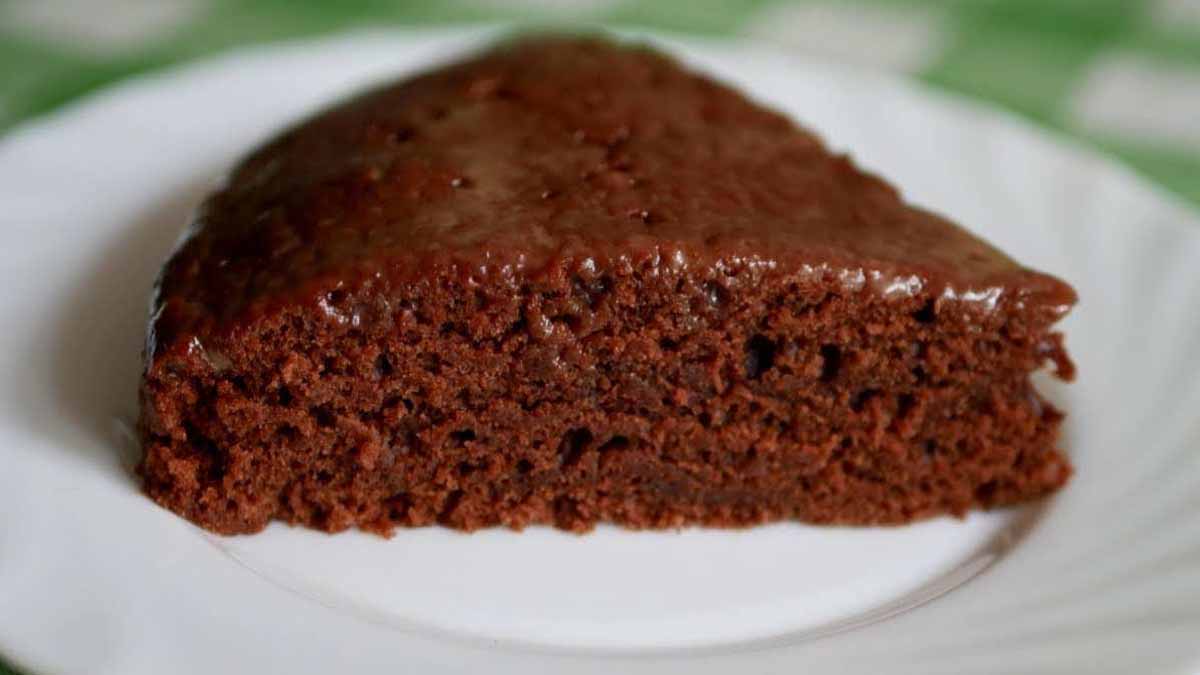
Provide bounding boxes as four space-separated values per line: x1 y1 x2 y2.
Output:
149 36 1075 361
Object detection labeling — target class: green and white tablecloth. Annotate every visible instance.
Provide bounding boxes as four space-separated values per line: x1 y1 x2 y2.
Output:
1 0 1198 207
0 0 1196 672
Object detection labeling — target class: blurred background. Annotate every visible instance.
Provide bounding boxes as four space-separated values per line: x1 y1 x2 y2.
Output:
0 3 1195 674
0 0 1197 206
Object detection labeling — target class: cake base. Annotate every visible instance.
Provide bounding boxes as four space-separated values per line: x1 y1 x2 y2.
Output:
139 259 1072 535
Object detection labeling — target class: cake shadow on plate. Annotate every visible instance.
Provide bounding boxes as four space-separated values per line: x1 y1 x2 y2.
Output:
40 177 215 478
26 167 1067 553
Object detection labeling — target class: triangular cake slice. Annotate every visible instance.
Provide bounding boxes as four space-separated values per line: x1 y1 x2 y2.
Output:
139 37 1076 535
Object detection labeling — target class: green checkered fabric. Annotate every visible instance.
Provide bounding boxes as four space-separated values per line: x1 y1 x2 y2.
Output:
1 0 1198 207
0 1 1196 671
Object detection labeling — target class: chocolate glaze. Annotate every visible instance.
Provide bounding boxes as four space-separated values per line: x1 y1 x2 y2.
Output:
148 36 1075 364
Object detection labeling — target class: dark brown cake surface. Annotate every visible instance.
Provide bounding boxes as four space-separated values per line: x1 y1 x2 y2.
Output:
139 36 1076 535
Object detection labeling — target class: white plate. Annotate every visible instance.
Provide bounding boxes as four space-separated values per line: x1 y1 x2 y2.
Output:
1 26 1198 675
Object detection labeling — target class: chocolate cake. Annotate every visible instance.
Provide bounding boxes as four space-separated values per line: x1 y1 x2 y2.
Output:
138 36 1076 535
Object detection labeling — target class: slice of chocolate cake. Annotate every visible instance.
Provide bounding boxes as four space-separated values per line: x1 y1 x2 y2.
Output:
138 36 1076 535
